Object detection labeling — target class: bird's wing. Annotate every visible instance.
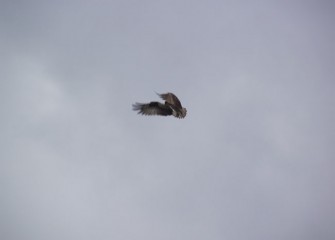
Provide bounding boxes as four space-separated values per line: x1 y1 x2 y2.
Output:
157 92 183 108
132 102 172 116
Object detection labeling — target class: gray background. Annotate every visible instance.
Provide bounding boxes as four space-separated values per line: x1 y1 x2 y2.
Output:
1 0 334 239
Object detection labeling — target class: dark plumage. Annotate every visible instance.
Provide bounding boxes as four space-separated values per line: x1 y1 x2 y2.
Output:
132 92 187 119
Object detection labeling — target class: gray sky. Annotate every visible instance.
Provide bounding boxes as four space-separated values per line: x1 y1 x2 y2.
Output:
1 1 334 239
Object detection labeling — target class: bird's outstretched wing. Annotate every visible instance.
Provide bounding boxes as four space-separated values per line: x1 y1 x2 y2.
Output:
132 102 172 116
157 92 183 108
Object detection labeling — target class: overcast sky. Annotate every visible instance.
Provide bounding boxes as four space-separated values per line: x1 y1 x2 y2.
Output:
1 1 334 240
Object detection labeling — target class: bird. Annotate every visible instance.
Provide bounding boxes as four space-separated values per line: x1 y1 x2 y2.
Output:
132 92 187 119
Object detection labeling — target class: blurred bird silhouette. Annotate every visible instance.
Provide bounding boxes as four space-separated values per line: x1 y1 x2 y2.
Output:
132 92 187 119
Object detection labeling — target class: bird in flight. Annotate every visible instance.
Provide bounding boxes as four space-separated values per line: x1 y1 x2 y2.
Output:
132 92 187 119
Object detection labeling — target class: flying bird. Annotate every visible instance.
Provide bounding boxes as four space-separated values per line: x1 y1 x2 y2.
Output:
132 92 187 119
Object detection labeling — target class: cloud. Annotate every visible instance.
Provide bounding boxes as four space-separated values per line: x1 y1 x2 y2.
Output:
1 1 334 240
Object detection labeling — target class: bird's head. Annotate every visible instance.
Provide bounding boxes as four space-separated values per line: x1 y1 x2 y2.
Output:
173 107 187 118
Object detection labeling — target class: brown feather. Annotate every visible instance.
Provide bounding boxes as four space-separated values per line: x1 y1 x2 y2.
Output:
157 92 183 109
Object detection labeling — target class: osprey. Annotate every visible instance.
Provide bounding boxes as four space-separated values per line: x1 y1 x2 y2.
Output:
132 92 187 119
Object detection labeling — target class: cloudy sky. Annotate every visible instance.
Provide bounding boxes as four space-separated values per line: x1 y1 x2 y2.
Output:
1 0 334 239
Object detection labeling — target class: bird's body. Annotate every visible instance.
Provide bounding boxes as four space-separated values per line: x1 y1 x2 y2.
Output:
132 92 187 119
